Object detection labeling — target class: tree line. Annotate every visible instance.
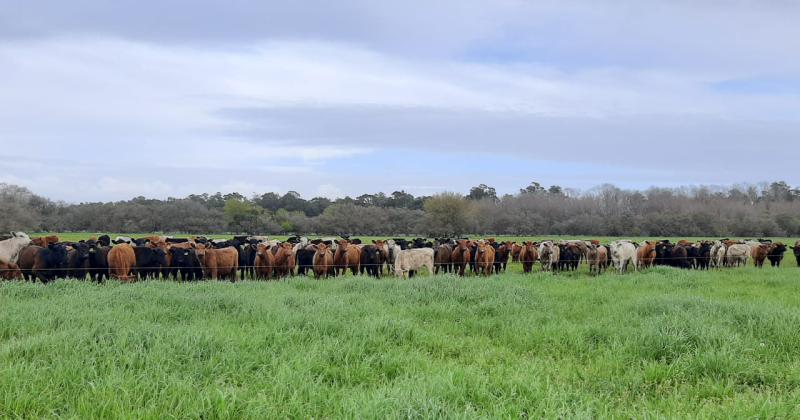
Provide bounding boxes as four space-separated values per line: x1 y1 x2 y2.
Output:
2 181 800 237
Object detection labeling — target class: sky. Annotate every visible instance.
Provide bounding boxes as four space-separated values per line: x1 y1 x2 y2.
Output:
1 0 799 202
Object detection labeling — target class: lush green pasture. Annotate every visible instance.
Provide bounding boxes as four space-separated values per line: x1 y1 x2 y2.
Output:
2 267 800 417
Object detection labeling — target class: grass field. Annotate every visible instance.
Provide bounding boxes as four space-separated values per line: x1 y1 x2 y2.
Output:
2 265 800 417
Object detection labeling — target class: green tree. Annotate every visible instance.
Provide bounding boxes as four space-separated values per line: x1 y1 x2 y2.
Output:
223 198 262 233
423 192 471 236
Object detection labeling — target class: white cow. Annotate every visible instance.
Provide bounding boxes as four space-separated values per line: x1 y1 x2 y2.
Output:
725 244 750 267
609 240 637 274
394 248 434 278
0 232 31 265
538 241 560 272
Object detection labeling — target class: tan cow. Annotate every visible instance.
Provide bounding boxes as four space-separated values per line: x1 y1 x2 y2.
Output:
195 244 239 281
108 243 137 282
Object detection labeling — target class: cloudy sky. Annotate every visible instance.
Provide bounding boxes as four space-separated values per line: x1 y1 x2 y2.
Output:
1 1 799 202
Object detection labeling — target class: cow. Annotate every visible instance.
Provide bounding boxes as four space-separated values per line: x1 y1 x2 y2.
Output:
558 243 581 271
511 243 522 263
493 241 512 273
295 244 316 276
30 235 59 248
66 242 92 280
587 245 608 275
0 262 22 280
636 241 657 269
107 244 137 282
475 241 496 276
751 243 770 268
0 232 32 265
333 240 360 276
133 246 168 280
17 244 69 283
359 245 382 278
97 235 111 247
273 242 295 278
670 245 691 269
87 243 111 282
538 241 560 272
791 241 800 267
394 248 435 278
519 241 538 274
312 243 335 279
434 242 453 274
195 244 239 282
767 243 788 267
654 240 672 266
238 241 258 279
168 247 203 281
695 242 712 270
450 240 471 277
254 243 275 280
372 240 389 275
725 244 750 267
609 241 637 274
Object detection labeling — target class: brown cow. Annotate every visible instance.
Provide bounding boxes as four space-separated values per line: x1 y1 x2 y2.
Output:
636 241 657 269
254 243 275 279
587 245 608 275
511 243 522 263
450 240 471 277
752 243 770 268
0 262 22 280
30 235 59 248
312 243 334 279
333 240 360 276
195 244 238 282
519 241 538 273
108 244 137 282
475 241 495 276
273 242 295 278
434 242 452 274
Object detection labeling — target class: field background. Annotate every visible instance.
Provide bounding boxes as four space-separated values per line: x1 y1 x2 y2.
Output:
2 234 799 417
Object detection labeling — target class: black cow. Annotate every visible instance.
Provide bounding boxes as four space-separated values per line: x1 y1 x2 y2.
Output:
165 237 189 244
296 247 315 276
133 246 167 280
169 248 203 281
97 235 111 247
23 244 69 283
88 243 111 283
66 242 91 280
359 245 382 278
558 244 580 271
768 243 788 267
695 242 712 270
239 241 258 279
655 241 671 266
670 245 691 269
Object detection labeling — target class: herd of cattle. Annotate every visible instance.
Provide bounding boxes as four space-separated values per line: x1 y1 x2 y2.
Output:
0 232 798 283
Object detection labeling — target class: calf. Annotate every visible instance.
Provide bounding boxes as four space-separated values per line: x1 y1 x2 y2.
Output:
519 241 538 274
450 240 471 277
767 243 788 267
587 245 608 275
394 248 435 278
108 244 137 282
195 245 239 282
636 241 657 269
538 241 560 272
254 243 275 280
312 243 335 279
273 242 295 278
475 241 495 276
609 241 637 274
133 246 168 280
66 242 92 280
434 243 453 274
17 244 69 283
333 240 360 276
169 247 204 281
493 242 512 273
359 245 382 278
88 243 111 282
0 232 32 265
752 243 770 268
